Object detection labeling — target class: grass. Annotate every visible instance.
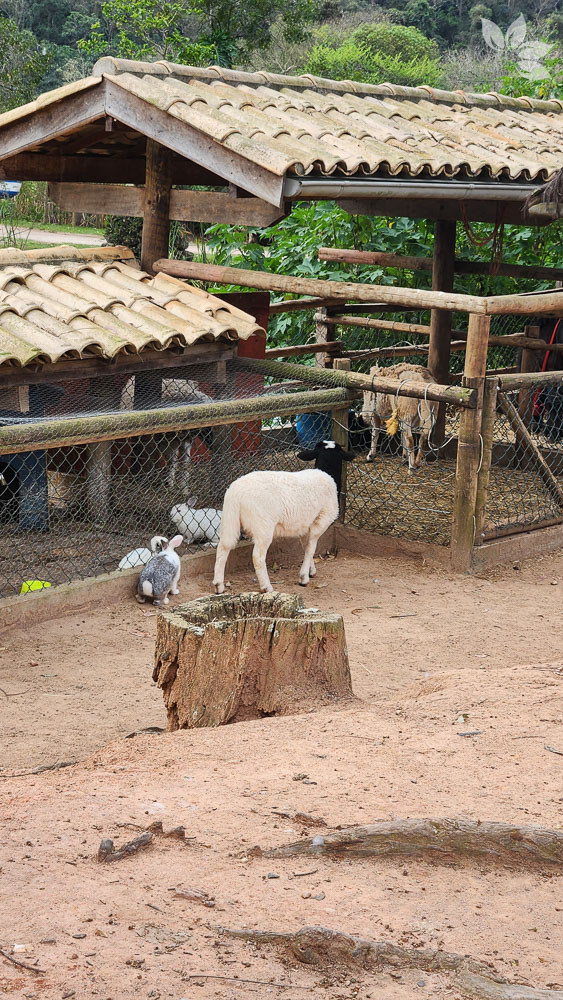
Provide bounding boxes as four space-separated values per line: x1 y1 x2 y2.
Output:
0 240 104 251
17 221 105 236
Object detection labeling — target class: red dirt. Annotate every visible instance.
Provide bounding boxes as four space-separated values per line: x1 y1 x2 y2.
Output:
1 546 562 999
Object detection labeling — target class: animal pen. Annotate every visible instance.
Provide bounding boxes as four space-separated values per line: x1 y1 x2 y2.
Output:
0 59 562 601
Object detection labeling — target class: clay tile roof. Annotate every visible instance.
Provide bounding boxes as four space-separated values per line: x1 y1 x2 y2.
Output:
1 59 561 186
0 246 263 368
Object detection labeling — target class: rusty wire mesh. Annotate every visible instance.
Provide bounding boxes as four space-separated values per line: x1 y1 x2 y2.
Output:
480 377 563 538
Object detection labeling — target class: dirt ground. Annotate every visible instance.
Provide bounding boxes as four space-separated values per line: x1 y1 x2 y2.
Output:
1 545 562 999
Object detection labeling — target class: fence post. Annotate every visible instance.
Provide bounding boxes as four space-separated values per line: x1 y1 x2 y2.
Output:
518 324 540 427
315 307 330 367
451 312 490 571
332 358 350 519
474 376 499 544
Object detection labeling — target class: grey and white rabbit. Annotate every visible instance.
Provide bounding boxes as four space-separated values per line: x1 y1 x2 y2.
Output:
136 534 183 606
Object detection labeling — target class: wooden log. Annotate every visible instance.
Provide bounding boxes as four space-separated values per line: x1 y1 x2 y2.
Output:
141 139 172 274
243 357 476 407
474 378 499 545
260 816 563 866
325 314 432 336
498 371 563 390
318 246 563 281
268 296 341 314
429 220 456 444
153 592 353 729
153 258 488 314
497 393 563 506
342 341 468 362
222 926 563 999
0 387 350 457
332 358 351 519
518 327 540 427
480 515 563 541
315 306 330 367
265 341 342 359
451 313 491 572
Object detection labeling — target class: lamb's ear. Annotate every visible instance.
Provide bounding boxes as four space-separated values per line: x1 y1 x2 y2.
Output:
296 449 317 461
341 449 356 461
169 534 184 549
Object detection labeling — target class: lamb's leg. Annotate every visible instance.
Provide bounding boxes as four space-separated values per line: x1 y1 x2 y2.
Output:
252 531 274 593
299 510 334 586
213 541 231 595
402 427 416 472
367 415 380 462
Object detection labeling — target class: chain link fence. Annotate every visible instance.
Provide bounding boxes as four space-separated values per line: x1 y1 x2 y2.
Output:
480 377 563 539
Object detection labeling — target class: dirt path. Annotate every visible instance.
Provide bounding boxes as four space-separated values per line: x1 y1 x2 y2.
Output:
0 548 562 998
14 227 105 246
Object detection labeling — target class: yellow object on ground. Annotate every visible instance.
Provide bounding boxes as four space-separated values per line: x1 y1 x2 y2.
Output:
385 408 399 436
20 579 52 594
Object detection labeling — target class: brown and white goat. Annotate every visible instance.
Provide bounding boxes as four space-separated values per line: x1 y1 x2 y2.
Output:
361 363 438 471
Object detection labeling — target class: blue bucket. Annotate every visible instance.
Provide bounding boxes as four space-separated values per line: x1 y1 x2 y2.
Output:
295 412 332 449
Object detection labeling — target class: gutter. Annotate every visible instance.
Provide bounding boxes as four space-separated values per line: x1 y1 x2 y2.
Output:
283 177 541 202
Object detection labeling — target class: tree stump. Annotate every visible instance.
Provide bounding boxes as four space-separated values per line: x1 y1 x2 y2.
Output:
152 592 353 730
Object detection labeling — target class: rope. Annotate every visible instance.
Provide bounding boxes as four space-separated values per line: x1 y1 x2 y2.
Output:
460 203 507 276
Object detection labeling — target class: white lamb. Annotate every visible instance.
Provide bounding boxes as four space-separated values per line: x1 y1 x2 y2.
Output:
212 468 338 594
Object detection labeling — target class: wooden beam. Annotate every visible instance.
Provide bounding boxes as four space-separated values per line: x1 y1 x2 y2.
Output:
48 182 286 226
105 79 285 207
451 313 491 572
268 296 341 315
0 152 226 185
153 259 488 314
141 140 172 274
318 246 563 282
325 314 432 337
265 341 342 359
0 86 106 160
339 197 551 227
498 371 563 390
0 344 235 388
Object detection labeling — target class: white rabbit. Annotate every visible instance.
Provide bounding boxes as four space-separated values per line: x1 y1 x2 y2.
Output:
118 535 168 570
135 534 183 606
170 496 222 544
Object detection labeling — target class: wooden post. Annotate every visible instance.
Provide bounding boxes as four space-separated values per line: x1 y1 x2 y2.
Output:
314 307 330 367
518 325 540 427
428 221 457 445
141 139 173 274
332 358 351 519
451 313 491 571
86 441 112 524
474 377 499 544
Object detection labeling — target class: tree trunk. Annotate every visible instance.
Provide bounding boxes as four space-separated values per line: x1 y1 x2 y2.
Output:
153 592 353 729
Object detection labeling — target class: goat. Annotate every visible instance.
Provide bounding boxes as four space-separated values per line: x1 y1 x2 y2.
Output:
361 363 438 471
213 440 354 594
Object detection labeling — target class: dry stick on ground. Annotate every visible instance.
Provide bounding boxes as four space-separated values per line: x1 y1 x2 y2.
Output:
188 973 308 988
0 948 45 975
97 831 153 862
220 926 563 1000
258 818 563 867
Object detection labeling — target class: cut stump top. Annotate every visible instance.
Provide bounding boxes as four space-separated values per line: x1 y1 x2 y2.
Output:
153 591 353 729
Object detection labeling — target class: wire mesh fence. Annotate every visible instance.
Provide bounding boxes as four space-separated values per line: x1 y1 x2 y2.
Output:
480 377 563 539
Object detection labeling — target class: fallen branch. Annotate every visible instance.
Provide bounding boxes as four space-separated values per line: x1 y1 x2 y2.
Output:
258 818 563 867
0 947 45 975
220 926 563 1000
188 973 307 988
97 831 153 862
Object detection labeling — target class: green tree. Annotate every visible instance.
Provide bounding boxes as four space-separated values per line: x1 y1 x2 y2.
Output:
0 17 52 112
306 22 442 88
78 0 215 64
197 0 321 65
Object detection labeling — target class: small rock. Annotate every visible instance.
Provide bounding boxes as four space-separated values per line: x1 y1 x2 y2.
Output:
551 579 558 586
267 872 280 879
301 892 311 899
312 892 326 900
72 933 86 939
40 938 56 944
312 835 325 847
418 980 426 987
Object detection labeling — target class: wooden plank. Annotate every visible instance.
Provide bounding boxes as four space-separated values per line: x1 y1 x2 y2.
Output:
339 197 552 227
153 259 488 314
141 139 172 274
0 87 106 160
0 152 226 185
429 221 456 445
315 306 330 368
318 246 563 282
451 313 491 572
342 341 468 362
480 515 563 542
105 80 285 208
498 371 563 390
497 392 563 506
325 314 432 336
0 344 235 388
0 388 350 456
48 183 286 225
268 296 341 315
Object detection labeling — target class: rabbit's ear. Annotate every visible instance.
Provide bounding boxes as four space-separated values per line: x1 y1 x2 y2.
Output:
169 534 184 549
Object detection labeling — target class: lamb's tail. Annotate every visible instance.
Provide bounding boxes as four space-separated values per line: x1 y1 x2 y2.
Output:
217 489 241 550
